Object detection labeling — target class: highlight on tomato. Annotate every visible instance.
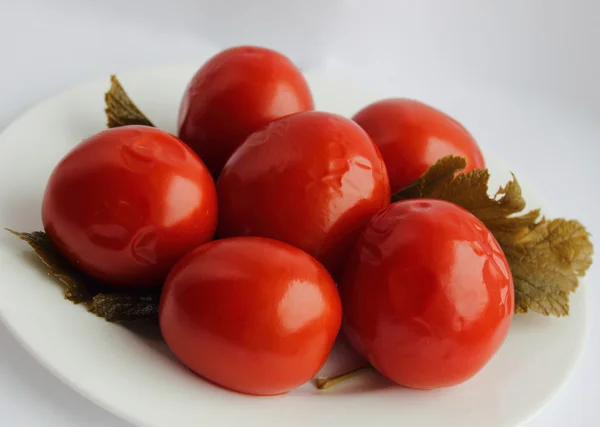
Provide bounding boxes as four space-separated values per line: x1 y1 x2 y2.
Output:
340 199 514 389
216 110 390 278
159 237 342 396
42 125 218 288
352 98 485 193
177 45 315 177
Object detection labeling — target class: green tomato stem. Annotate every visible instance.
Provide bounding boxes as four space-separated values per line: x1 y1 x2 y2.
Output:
315 365 371 390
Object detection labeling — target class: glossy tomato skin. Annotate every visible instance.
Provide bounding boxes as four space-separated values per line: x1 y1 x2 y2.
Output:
352 98 485 193
217 111 390 278
159 237 342 396
177 45 315 177
42 125 218 288
340 199 513 389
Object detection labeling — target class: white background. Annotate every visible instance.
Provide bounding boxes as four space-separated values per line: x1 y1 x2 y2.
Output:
0 0 598 425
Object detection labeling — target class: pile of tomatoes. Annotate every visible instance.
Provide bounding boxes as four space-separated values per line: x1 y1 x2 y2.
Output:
41 46 514 396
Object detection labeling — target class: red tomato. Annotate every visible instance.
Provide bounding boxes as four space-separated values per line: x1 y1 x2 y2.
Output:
340 199 513 389
177 45 315 177
217 111 390 278
159 237 342 396
352 98 485 193
42 125 218 288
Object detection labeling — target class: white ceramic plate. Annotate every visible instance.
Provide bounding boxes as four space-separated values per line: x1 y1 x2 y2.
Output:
0 66 588 427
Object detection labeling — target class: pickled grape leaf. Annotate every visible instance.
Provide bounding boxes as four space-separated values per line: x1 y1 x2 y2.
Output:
105 75 154 128
89 293 160 322
5 229 102 303
392 156 593 316
6 229 160 322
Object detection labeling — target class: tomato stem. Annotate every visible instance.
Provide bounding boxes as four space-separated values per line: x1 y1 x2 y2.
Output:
315 365 371 390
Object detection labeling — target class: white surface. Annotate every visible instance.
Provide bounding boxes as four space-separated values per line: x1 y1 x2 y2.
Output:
0 1 597 426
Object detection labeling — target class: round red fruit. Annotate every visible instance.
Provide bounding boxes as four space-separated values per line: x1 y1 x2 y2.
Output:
340 199 514 389
177 45 315 177
352 98 485 193
42 125 218 288
159 237 342 396
217 111 390 278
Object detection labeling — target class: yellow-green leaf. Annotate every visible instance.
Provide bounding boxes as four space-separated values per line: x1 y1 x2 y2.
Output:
105 75 154 128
